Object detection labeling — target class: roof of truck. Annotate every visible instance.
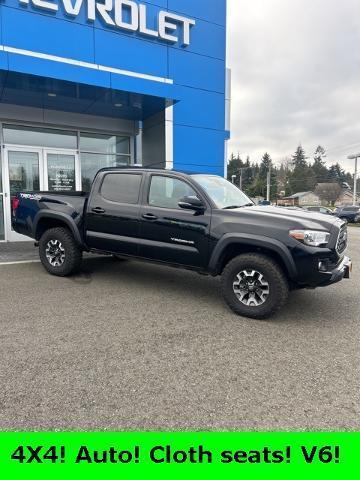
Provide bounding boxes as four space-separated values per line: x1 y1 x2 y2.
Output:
96 167 210 177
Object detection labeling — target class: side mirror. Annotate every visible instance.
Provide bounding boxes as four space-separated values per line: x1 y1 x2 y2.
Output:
178 196 205 212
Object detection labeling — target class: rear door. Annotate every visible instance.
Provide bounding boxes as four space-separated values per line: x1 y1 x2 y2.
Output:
85 171 143 255
138 173 211 268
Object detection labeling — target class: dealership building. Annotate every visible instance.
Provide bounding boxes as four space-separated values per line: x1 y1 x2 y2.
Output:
0 0 229 241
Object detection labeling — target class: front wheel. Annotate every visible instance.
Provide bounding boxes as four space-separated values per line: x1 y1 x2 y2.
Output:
39 227 83 276
221 253 289 319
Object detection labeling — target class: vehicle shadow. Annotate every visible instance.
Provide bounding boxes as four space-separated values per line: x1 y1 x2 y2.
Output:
74 255 224 305
68 256 352 325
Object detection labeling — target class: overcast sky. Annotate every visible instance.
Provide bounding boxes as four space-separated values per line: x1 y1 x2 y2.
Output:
227 0 360 172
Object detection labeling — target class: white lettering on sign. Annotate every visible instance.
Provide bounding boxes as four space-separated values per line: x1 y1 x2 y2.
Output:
17 0 196 46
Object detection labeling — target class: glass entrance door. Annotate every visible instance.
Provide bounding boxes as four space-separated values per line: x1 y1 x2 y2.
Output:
44 150 80 192
3 147 43 242
3 148 80 241
0 194 4 241
0 156 5 241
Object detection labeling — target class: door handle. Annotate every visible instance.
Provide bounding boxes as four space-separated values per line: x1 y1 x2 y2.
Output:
91 207 105 214
142 213 158 221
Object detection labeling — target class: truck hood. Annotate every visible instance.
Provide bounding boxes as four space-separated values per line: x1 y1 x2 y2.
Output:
229 205 342 231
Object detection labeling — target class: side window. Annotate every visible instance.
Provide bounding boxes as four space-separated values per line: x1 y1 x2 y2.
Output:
100 173 142 204
149 176 198 210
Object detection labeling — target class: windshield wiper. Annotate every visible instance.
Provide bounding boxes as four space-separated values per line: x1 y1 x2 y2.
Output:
223 203 254 210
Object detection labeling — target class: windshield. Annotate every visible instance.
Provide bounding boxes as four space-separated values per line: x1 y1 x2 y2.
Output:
192 175 253 209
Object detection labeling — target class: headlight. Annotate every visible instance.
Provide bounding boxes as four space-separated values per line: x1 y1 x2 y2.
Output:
289 230 330 247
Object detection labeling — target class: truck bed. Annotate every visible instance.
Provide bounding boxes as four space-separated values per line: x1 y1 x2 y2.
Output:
12 191 89 240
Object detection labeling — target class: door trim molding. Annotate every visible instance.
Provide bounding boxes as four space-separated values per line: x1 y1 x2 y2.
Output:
87 230 198 253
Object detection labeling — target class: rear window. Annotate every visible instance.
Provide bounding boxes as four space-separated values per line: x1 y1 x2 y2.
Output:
100 173 142 204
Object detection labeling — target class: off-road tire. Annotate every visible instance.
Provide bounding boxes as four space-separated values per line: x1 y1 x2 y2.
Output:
221 253 289 319
39 227 83 276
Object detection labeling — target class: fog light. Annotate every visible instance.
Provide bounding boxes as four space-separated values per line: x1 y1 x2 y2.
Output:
318 261 328 272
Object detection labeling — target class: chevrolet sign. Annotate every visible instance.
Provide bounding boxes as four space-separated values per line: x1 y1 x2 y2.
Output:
17 0 196 46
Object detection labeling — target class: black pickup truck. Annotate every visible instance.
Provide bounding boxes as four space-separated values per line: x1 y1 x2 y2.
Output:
12 168 352 319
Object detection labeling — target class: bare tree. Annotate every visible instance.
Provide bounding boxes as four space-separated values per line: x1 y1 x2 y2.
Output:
279 156 294 171
315 183 342 206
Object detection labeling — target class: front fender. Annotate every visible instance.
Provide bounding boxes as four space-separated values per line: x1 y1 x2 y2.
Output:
208 233 297 279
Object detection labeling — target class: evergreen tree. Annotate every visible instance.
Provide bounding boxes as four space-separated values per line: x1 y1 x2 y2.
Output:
289 145 314 193
328 163 347 184
227 153 243 185
259 152 277 199
227 146 355 201
241 157 254 193
312 146 328 184
292 145 308 168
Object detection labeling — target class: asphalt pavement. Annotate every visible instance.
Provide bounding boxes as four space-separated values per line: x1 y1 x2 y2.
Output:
0 229 359 431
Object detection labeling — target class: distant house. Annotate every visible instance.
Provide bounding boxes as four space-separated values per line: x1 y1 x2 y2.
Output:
314 182 360 206
277 191 320 207
335 189 360 207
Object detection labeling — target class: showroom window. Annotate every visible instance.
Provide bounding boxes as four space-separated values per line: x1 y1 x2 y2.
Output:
79 133 130 154
0 125 133 240
1 126 132 193
101 173 142 205
80 133 131 192
3 125 77 149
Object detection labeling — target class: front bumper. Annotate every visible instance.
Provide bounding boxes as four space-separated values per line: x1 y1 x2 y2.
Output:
316 256 352 287
329 256 352 283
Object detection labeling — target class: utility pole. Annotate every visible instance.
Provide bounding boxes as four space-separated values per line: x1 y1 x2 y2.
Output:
239 168 244 191
266 165 271 202
355 157 358 206
347 154 360 206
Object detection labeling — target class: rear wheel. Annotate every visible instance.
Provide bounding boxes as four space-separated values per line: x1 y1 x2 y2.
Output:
39 227 82 276
221 253 289 319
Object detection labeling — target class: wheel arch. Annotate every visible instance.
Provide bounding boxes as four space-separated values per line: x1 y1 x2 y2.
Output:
33 212 83 246
209 234 297 279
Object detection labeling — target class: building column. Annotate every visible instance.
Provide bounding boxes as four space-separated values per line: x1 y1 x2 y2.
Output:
165 103 173 170
135 121 143 166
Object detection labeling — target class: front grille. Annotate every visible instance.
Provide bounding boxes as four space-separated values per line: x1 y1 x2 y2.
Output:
336 224 348 254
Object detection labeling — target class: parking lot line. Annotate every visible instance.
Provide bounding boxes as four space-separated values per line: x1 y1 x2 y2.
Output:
0 260 40 266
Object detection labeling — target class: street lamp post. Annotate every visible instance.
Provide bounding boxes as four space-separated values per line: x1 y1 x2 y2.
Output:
347 154 360 206
239 168 244 191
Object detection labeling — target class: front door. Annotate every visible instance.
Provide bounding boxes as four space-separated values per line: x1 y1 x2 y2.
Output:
3 147 80 241
138 174 211 268
3 147 44 242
